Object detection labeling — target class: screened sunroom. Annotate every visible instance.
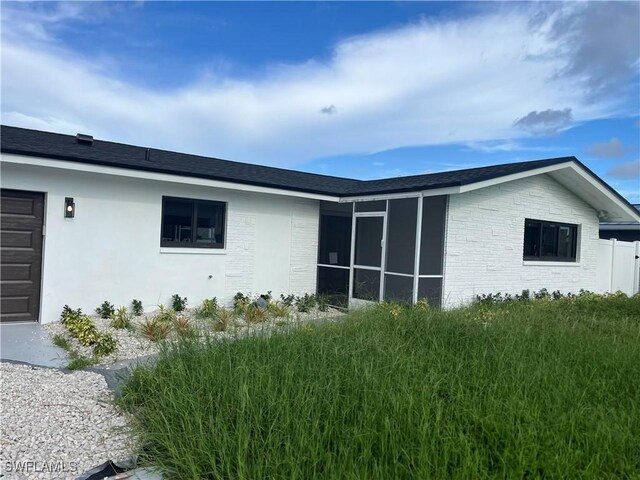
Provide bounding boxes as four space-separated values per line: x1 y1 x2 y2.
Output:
317 196 447 308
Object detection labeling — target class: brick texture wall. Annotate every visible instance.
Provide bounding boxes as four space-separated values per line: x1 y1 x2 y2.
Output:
443 174 599 307
289 201 320 296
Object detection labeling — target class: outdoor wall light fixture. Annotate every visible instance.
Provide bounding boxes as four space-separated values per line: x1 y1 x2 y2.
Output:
64 197 75 218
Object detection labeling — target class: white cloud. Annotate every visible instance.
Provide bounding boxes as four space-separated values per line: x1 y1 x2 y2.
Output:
587 138 635 159
1 2 638 166
607 159 640 180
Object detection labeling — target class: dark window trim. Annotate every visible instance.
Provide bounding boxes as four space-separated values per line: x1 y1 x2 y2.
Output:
161 196 227 249
523 218 578 262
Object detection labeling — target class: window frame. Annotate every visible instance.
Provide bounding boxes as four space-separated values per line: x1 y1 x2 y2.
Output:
523 218 578 262
160 196 227 249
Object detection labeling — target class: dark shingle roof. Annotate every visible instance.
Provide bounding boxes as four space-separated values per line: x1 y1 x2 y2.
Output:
0 125 359 196
0 125 595 198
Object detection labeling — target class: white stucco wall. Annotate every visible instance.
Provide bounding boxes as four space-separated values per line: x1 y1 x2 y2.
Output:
1 160 319 323
443 174 599 306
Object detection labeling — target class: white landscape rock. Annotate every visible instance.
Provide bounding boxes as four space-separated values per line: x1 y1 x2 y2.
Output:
0 363 133 480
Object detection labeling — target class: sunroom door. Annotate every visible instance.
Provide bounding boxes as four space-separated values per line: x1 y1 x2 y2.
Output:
351 214 386 302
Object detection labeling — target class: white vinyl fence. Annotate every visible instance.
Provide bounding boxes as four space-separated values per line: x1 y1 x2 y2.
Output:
596 239 640 296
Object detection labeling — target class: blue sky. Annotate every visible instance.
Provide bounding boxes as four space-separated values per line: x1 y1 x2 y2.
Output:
2 1 639 201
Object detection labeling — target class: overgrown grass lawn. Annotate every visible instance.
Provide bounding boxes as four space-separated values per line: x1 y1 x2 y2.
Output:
120 296 640 479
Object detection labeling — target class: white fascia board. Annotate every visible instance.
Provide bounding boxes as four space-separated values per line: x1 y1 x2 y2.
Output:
340 186 460 203
455 162 576 193
339 163 578 203
0 153 341 202
340 161 640 223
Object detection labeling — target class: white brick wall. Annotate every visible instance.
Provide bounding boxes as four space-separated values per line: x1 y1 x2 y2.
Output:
289 201 320 296
0 159 321 322
443 174 599 306
223 198 319 305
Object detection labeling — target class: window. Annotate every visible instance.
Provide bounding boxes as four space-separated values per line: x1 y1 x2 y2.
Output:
161 196 226 248
523 219 577 262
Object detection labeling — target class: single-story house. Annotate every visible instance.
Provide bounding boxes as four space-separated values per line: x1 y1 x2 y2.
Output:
600 204 640 242
2 125 639 323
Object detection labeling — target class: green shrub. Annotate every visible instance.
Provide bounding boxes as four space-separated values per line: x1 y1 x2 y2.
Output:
65 314 100 346
93 332 117 357
317 295 328 312
195 298 218 318
295 293 316 313
279 294 295 307
131 299 144 316
110 306 133 330
95 301 115 319
171 294 188 312
233 292 250 315
60 305 83 324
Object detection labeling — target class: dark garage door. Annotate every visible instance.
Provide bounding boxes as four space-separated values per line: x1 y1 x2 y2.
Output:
1 189 45 322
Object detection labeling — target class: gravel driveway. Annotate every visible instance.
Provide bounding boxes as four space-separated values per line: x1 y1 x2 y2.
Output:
1 363 132 480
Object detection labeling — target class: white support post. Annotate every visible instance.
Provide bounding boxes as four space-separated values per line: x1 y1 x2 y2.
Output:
634 241 640 295
610 238 617 293
378 201 389 302
348 203 356 306
412 195 423 304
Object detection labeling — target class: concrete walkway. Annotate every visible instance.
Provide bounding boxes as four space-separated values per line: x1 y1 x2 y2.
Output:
0 322 69 368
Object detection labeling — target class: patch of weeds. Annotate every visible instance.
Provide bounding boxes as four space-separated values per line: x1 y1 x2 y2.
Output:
131 299 144 317
195 298 218 319
51 334 72 351
233 292 251 315
52 334 99 370
111 306 134 330
138 317 171 342
244 304 267 324
415 299 430 312
171 294 188 312
96 301 115 319
375 301 404 319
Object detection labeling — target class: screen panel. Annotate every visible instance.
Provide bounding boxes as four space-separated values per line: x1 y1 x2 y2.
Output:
317 266 350 307
420 196 447 275
355 217 383 267
384 274 414 304
318 215 352 267
418 278 443 308
353 268 380 301
385 198 417 275
355 200 387 212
